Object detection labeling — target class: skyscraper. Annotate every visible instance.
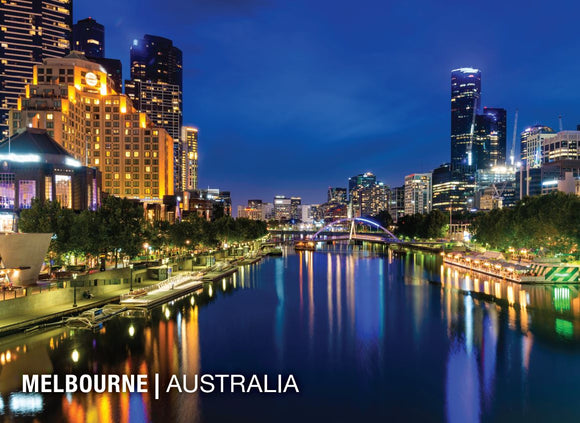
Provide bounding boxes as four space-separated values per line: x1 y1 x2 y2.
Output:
404 173 432 215
72 17 122 92
520 125 556 168
477 107 507 167
348 172 377 200
73 17 104 58
0 0 73 137
126 35 183 193
451 68 481 176
182 127 198 191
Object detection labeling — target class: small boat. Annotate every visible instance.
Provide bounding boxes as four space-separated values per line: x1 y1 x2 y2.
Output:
65 305 127 329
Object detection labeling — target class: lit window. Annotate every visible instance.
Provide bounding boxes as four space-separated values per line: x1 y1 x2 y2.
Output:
47 113 53 120
125 152 130 157
125 174 131 180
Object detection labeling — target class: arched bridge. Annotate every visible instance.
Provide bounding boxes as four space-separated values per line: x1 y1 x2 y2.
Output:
309 217 401 244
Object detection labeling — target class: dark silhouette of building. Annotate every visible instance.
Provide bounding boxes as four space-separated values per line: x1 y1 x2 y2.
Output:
477 107 507 168
73 17 104 58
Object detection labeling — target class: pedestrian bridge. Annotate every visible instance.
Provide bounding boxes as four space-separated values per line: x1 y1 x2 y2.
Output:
309 217 402 244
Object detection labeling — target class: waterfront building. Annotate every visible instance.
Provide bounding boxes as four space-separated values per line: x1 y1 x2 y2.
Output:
327 187 347 203
201 188 231 217
73 18 104 59
0 0 73 138
273 196 292 221
451 68 481 176
0 128 101 217
8 53 174 202
404 173 432 215
182 127 198 191
126 35 183 193
431 163 469 212
388 185 405 223
520 125 556 168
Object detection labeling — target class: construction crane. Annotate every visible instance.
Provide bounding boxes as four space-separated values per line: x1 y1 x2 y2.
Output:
509 109 518 166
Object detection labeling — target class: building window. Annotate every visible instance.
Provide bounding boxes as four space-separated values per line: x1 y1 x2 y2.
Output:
55 175 72 209
19 180 36 209
0 174 15 209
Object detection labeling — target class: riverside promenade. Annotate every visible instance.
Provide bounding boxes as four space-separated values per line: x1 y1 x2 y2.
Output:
0 251 271 337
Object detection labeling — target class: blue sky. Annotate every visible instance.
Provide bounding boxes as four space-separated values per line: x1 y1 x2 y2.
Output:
76 0 580 209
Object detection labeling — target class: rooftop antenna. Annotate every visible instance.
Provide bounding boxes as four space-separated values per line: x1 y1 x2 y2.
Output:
509 109 518 166
558 115 563 132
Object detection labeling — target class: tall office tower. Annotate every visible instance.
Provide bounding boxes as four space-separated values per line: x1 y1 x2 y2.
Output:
404 173 432 215
348 172 377 200
182 127 198 191
520 125 556 168
350 182 389 217
72 18 123 92
0 0 73 138
273 196 292 221
483 107 507 167
450 68 481 176
290 197 302 221
9 53 175 201
126 35 183 192
431 163 467 212
73 17 104 58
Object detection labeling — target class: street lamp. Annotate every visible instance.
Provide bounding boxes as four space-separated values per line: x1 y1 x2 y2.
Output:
129 263 134 292
72 273 78 307
191 252 194 272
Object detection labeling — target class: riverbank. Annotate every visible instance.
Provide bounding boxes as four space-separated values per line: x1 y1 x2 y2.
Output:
0 249 273 338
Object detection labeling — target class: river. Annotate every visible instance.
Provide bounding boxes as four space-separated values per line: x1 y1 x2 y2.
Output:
1 247 579 422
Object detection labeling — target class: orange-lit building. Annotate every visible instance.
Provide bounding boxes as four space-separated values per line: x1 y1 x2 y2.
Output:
8 52 174 202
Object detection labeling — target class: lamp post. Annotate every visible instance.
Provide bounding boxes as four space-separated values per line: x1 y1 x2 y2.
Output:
129 263 134 292
191 252 194 272
72 273 78 307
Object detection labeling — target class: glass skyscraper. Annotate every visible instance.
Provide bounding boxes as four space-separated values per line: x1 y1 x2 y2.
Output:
450 68 481 176
73 17 104 58
0 0 72 138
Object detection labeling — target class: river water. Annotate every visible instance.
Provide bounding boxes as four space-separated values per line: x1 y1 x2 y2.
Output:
1 247 580 422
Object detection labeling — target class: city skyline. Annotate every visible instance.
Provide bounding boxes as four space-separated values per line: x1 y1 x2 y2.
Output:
50 1 580 206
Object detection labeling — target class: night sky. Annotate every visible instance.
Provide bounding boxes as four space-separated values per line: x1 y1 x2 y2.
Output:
76 0 580 209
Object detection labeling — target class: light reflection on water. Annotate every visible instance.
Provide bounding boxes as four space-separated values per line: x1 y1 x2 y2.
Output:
0 248 580 422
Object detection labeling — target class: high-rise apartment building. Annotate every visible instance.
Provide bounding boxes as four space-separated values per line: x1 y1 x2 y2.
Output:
348 172 377 200
388 185 405 223
0 0 73 137
182 127 198 191
8 53 174 201
451 68 481 176
327 187 347 203
404 173 432 215
350 182 389 217
73 17 104 58
126 35 183 192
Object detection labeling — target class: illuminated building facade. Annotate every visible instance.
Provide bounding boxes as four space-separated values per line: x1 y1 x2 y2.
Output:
350 182 389 217
274 195 292 221
451 68 481 176
327 187 347 204
8 53 174 201
0 0 73 138
541 131 580 163
348 172 376 200
478 107 507 167
520 125 556 168
0 128 101 213
431 163 468 212
404 173 432 215
182 127 198 191
126 35 183 193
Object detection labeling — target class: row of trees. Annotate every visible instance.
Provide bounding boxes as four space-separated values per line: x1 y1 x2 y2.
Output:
18 197 268 266
471 192 580 257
